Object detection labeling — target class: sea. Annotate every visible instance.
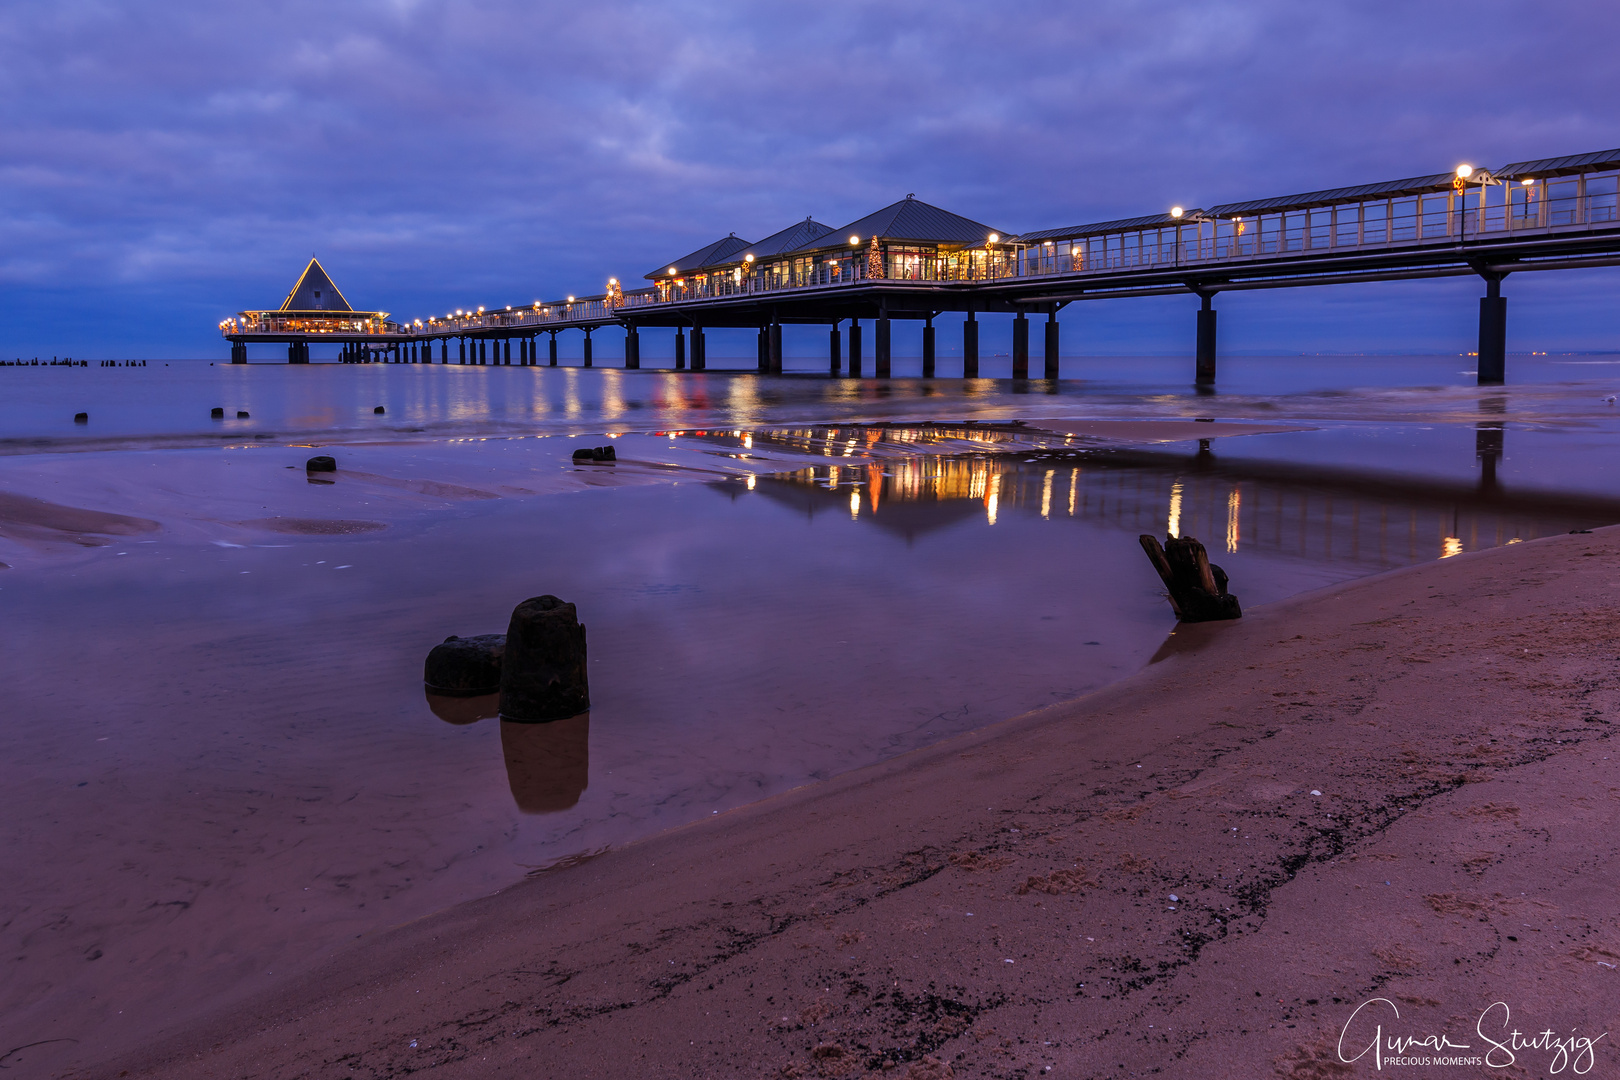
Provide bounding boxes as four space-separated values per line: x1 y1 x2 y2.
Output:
3 351 1620 1073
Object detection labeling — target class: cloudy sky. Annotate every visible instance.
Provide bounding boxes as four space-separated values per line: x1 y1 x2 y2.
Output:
2 0 1618 358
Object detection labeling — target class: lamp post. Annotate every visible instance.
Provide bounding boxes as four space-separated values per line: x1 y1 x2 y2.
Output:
1455 165 1473 243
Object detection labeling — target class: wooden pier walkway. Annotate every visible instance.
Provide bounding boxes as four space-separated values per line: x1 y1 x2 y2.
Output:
223 147 1620 385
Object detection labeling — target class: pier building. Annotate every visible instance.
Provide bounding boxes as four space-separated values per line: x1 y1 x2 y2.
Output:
221 147 1620 384
223 259 400 364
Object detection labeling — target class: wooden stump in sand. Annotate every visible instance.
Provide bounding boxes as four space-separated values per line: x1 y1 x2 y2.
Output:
1139 534 1242 622
499 595 590 722
423 634 505 696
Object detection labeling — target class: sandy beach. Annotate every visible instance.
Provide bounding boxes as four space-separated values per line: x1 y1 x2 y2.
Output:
67 518 1619 1078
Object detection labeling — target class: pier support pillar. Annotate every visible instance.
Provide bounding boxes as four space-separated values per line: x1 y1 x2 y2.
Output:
1195 295 1217 386
848 321 863 377
1043 312 1060 379
1011 314 1029 378
459 338 466 364
440 340 448 363
674 328 686 370
625 327 640 369
875 317 891 377
769 321 783 374
963 312 979 378
692 327 706 370
502 339 510 365
549 332 558 366
756 326 769 372
829 323 841 376
1478 276 1507 385
289 341 308 364
231 343 246 364
922 317 935 377
583 330 593 367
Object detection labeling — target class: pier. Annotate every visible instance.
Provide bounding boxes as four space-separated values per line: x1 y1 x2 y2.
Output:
222 147 1620 385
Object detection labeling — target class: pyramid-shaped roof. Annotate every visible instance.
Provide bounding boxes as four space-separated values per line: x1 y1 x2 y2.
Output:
738 218 836 262
279 259 355 312
795 197 1005 253
646 234 754 280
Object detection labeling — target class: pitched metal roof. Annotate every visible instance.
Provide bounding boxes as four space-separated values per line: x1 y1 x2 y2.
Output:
1020 212 1191 243
1495 148 1620 179
645 234 753 279
279 258 355 312
793 197 1005 252
1207 174 1456 217
739 218 836 262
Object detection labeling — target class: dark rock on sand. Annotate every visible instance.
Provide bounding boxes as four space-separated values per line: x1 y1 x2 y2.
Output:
424 634 506 696
237 411 250 419
305 455 337 472
211 407 225 419
74 412 88 423
374 406 386 414
571 446 616 463
500 595 589 721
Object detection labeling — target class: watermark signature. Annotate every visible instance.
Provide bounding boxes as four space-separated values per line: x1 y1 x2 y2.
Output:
1337 998 1606 1073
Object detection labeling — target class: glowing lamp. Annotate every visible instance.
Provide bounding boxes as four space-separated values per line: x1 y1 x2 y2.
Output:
1170 207 1184 219
1456 164 1473 179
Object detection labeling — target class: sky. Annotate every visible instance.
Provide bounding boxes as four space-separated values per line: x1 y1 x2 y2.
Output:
2 0 1619 360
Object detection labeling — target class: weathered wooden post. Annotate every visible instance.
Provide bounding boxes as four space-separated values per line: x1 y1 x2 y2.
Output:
424 634 505 696
500 595 590 721
1139 534 1241 622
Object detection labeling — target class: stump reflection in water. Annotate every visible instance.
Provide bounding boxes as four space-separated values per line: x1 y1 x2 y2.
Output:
501 713 591 814
425 690 500 726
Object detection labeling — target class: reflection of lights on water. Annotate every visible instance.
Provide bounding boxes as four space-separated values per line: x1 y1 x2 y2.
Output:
601 371 625 419
1068 467 1079 516
1507 537 1522 544
867 464 883 513
1442 536 1463 558
1167 481 1184 538
843 437 857 457
1041 469 1054 519
743 434 752 449
986 473 1001 525
1226 487 1242 553
827 465 840 488
849 489 861 519
745 474 756 490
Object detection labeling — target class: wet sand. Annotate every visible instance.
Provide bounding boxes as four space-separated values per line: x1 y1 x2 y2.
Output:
80 524 1620 1079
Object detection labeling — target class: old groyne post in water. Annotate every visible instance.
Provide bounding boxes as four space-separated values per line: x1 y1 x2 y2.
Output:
221 147 1620 387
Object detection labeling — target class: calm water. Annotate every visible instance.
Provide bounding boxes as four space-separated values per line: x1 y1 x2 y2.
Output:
4 354 1620 1073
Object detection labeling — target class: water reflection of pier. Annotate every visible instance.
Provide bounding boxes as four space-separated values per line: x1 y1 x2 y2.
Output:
725 426 1620 571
